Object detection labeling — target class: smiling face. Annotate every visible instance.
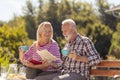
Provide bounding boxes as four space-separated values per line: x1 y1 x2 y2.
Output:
41 24 53 41
37 22 53 43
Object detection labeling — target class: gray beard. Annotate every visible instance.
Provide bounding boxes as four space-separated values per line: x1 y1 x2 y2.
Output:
65 34 72 42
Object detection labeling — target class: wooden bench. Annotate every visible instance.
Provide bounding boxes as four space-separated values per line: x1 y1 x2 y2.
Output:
90 60 120 80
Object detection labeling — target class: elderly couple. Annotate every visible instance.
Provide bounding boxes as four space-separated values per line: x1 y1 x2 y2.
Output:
19 19 101 80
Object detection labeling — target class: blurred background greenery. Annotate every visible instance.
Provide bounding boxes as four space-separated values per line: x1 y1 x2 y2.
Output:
0 0 120 67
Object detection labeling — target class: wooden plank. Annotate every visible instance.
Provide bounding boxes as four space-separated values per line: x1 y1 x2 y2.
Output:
95 60 120 68
90 60 120 78
90 70 120 77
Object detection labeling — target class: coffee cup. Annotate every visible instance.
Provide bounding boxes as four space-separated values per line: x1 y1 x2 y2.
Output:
61 49 70 56
20 46 28 51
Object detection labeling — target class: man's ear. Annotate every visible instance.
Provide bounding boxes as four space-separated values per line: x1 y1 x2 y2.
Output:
71 27 75 33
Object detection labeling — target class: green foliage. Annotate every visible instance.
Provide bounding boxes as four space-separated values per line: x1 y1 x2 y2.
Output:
86 22 113 59
23 0 37 39
0 0 119 62
0 18 33 66
109 23 120 58
36 0 63 37
96 0 118 31
0 47 16 67
23 0 118 59
0 20 6 27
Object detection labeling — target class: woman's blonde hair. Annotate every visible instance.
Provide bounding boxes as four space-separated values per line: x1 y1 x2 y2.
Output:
36 22 53 42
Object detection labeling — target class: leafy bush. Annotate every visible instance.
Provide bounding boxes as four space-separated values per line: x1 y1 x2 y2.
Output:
0 19 33 66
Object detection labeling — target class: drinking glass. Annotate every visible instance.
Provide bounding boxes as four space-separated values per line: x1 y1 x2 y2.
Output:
1 66 7 79
19 66 26 77
8 64 17 74
7 64 18 80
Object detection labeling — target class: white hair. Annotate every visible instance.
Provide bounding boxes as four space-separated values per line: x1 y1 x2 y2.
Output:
62 19 76 28
62 19 77 32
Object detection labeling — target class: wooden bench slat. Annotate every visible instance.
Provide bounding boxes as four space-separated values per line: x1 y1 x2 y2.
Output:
90 69 120 77
90 60 120 78
95 60 120 68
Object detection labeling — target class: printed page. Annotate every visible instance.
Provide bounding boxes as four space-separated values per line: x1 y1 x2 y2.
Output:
37 49 58 61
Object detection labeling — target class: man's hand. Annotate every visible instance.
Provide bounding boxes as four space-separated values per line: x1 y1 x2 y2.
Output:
68 51 88 63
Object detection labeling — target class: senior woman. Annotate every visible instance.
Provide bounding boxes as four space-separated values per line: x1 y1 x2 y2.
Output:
19 22 62 79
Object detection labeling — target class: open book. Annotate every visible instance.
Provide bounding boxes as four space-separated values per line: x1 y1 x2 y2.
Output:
36 49 59 62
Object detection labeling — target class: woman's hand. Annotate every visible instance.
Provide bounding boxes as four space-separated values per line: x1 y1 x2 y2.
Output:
25 60 51 70
18 47 24 62
50 62 58 69
22 60 58 70
40 60 51 69
22 60 35 68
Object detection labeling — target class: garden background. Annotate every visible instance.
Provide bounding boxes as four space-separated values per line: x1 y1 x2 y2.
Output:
0 0 120 67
